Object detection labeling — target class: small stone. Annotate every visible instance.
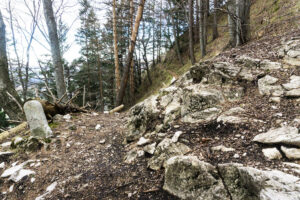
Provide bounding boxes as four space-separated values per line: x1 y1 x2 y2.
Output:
211 145 235 152
92 112 99 116
12 136 24 146
262 148 282 160
9 185 14 193
99 139 106 144
137 137 151 146
0 162 5 169
281 146 300 159
31 177 36 183
63 114 72 120
235 134 241 138
233 154 240 158
66 143 71 148
242 153 247 157
171 131 183 143
174 125 180 128
285 88 300 97
1 142 11 149
144 143 157 155
270 97 281 103
95 124 101 130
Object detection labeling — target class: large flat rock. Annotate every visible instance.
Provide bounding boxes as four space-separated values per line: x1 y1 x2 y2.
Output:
253 126 300 147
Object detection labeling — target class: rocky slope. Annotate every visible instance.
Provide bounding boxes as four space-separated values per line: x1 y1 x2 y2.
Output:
125 32 300 199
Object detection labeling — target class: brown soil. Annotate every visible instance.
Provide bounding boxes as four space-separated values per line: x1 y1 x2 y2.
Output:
0 113 177 200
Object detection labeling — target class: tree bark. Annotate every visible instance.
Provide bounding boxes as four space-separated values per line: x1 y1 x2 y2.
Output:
112 0 121 93
213 0 219 40
42 0 67 101
168 0 183 65
116 0 146 106
199 0 206 57
0 11 24 120
129 0 135 100
228 0 237 47
188 0 195 65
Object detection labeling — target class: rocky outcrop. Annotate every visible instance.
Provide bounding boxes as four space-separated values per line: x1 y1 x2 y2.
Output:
279 37 300 66
163 156 300 200
163 156 229 200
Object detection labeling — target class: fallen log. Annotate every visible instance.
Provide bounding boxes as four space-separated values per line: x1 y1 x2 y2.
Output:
0 122 28 142
109 104 124 114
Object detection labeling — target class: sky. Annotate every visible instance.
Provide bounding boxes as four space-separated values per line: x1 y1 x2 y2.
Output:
0 0 107 69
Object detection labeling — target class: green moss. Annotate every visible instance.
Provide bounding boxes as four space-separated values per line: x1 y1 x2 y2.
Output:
49 122 59 129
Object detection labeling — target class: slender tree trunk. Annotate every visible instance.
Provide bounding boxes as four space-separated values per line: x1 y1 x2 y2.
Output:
213 0 219 40
129 0 135 100
188 0 195 65
42 0 66 101
112 0 121 93
236 0 251 45
199 0 206 57
116 0 146 106
195 0 200 42
228 0 237 47
0 11 24 120
203 0 208 47
168 1 183 65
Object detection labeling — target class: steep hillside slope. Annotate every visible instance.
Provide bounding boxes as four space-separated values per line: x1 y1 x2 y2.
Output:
126 30 300 199
136 0 300 103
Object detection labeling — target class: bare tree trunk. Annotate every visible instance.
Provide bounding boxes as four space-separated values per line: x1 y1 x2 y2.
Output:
0 11 24 120
203 0 208 47
195 0 200 42
228 0 237 47
116 0 146 106
213 0 219 40
199 0 206 57
129 0 135 100
188 0 195 65
42 0 67 101
168 0 183 65
236 0 251 45
112 0 121 94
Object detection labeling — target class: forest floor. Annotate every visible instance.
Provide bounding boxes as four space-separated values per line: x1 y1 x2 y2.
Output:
0 112 177 200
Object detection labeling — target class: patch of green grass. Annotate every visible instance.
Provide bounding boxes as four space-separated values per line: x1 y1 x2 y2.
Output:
49 122 59 129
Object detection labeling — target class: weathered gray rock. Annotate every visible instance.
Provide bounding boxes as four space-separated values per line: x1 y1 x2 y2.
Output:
281 146 300 159
143 143 156 155
163 156 229 200
262 148 282 160
258 75 283 96
137 137 151 146
260 60 282 70
283 76 300 90
217 107 248 124
126 95 160 142
218 163 300 200
253 126 300 147
285 88 300 97
148 138 191 170
181 85 224 123
236 55 261 67
24 100 53 138
287 50 300 58
1 160 35 183
124 148 144 164
211 145 235 152
171 131 183 143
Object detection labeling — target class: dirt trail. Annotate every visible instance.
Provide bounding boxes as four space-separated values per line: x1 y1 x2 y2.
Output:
1 112 176 200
